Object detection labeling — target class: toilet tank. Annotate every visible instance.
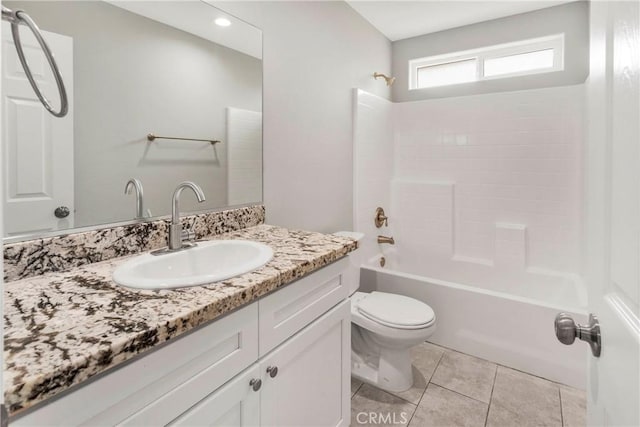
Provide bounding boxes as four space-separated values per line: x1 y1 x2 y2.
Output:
334 231 365 296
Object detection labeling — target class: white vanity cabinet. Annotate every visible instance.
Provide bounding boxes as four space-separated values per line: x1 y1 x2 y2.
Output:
259 301 350 427
170 257 351 427
172 301 350 427
11 258 351 427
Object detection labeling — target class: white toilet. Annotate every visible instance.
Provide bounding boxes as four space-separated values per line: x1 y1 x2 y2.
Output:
335 232 437 393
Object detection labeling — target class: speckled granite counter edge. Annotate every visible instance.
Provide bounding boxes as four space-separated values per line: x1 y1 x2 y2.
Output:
4 205 265 282
4 225 357 415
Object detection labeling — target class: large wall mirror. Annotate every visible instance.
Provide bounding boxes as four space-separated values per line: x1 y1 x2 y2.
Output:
1 0 262 240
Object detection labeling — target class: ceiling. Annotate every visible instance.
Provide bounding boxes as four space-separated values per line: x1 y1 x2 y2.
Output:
108 1 262 59
346 1 576 41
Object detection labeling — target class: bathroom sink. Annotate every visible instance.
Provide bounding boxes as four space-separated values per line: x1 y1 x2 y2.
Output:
113 240 274 290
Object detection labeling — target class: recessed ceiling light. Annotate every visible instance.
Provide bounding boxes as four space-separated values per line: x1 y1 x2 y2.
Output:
215 17 231 27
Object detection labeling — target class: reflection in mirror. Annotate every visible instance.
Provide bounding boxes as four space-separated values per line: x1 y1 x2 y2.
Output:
1 0 262 239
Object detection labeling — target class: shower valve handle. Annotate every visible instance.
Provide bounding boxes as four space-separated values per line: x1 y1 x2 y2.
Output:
375 207 388 228
554 313 601 357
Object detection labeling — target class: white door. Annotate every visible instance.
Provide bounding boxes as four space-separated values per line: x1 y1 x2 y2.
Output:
260 301 350 427
169 364 261 427
584 1 640 425
1 24 73 236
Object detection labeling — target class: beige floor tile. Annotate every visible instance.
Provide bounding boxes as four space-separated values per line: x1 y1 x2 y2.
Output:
352 377 364 398
486 402 542 427
560 386 586 427
351 384 416 427
409 384 488 427
430 349 497 403
389 342 445 404
488 366 562 427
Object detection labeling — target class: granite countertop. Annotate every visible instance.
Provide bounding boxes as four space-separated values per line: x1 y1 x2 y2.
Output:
3 224 357 416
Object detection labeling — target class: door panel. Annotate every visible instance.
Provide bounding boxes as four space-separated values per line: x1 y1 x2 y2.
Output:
1 24 73 235
168 365 260 427
587 2 640 425
609 1 640 306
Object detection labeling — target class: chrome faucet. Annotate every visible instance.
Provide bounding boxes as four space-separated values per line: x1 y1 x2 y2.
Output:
124 178 145 219
377 235 395 245
168 181 206 250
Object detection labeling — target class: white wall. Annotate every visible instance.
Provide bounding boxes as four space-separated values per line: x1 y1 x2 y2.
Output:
355 85 584 290
212 1 392 232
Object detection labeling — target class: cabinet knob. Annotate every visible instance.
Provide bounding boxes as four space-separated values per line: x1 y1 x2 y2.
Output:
266 366 278 378
249 378 262 392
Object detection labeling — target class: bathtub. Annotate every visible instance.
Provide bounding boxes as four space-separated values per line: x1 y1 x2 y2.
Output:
359 254 589 389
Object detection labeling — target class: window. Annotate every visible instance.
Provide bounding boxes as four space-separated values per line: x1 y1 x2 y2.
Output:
409 34 564 90
417 58 477 88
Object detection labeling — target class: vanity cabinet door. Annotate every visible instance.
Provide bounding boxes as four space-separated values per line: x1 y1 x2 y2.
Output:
259 300 350 427
168 365 261 427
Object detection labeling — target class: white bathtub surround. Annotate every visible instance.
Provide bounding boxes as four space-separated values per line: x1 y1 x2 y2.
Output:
352 85 587 389
494 222 527 269
391 85 584 290
354 85 584 289
226 107 263 206
352 89 394 264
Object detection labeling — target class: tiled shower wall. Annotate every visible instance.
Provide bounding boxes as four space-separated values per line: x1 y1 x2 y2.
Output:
353 89 394 264
355 86 584 288
227 108 263 206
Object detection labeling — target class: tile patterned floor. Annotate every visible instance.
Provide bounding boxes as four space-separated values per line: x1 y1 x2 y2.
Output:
351 342 586 427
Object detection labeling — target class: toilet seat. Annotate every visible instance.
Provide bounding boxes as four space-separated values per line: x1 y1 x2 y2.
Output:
353 291 436 330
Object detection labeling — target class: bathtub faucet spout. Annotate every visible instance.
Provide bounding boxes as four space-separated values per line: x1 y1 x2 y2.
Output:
377 235 395 245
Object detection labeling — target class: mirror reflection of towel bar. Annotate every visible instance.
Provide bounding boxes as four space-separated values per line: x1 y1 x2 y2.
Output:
147 133 221 145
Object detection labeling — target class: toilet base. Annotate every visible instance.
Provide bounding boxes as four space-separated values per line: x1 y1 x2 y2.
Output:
351 346 414 393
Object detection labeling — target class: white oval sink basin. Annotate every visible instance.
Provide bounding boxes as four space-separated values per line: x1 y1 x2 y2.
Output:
113 240 273 290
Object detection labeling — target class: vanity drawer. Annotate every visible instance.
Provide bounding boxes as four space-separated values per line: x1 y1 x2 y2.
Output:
259 257 349 356
12 303 258 427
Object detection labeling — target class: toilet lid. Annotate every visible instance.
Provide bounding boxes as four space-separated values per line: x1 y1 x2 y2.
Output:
357 292 435 328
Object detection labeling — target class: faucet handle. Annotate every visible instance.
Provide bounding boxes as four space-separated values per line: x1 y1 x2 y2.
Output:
375 207 389 228
181 227 195 243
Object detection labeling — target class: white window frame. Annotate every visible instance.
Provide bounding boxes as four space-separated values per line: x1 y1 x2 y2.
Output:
408 34 565 90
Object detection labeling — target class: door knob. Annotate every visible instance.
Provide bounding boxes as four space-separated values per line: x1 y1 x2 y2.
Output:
555 313 601 357
249 378 262 392
266 366 278 378
54 206 70 218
